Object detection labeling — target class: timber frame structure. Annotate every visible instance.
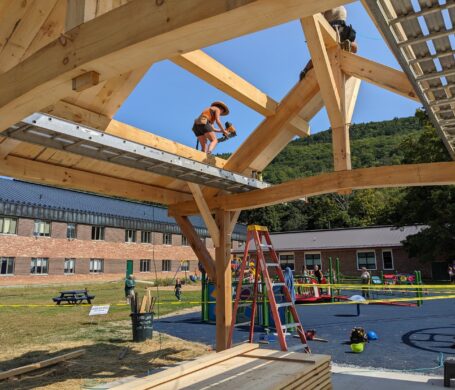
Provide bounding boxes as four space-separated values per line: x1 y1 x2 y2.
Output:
0 0 454 352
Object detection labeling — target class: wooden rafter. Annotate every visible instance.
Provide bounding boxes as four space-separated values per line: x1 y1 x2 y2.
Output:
341 51 418 101
0 0 349 131
174 215 216 281
169 161 455 215
172 50 310 135
187 183 220 247
0 153 191 206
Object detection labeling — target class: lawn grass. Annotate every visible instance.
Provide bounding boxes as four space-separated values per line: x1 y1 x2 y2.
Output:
0 281 201 349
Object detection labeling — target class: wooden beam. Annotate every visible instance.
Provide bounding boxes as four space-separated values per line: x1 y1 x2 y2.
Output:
65 0 87 31
169 162 455 214
0 0 350 131
187 183 220 247
0 350 85 381
172 49 310 134
316 13 339 48
72 71 100 92
43 100 111 130
224 72 320 175
301 17 350 171
105 119 228 168
340 51 419 101
0 138 20 159
0 0 58 73
0 154 191 205
228 211 241 235
111 344 259 390
215 209 233 352
174 215 216 281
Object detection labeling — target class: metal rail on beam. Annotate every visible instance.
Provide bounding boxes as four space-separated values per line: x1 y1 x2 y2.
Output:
1 113 269 193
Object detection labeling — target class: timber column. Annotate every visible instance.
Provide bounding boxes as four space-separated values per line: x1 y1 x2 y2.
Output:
215 209 233 351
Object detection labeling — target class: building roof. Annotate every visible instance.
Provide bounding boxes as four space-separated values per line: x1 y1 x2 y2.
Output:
234 225 424 252
0 178 247 238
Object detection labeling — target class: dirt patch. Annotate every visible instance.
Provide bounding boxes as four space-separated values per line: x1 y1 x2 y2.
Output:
0 329 210 390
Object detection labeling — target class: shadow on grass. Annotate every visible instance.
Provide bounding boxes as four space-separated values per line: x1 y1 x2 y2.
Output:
0 343 187 390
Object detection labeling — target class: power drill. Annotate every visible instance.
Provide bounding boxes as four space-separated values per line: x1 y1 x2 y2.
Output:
218 121 237 143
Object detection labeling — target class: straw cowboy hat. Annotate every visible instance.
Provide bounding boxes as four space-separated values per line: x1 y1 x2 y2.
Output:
211 101 229 115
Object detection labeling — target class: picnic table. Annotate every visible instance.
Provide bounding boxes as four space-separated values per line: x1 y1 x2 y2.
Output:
52 289 95 305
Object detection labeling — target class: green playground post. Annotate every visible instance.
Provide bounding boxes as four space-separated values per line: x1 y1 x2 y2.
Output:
329 257 334 302
380 270 384 283
201 271 208 322
263 282 269 327
336 257 341 297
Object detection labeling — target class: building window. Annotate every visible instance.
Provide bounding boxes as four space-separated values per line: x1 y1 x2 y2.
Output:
0 257 14 275
141 231 151 243
31 258 48 275
181 260 190 271
90 258 104 273
279 252 295 271
67 223 77 239
382 250 394 270
64 258 75 274
140 259 151 273
357 251 377 270
304 253 322 271
125 229 137 243
34 220 51 237
181 235 189 246
162 260 171 272
163 233 172 245
0 217 17 234
91 226 105 241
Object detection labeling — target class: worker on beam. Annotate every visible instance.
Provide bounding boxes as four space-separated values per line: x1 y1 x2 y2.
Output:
192 101 230 154
300 6 358 80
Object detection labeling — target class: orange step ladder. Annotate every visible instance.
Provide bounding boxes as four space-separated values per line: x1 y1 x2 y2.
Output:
228 225 310 352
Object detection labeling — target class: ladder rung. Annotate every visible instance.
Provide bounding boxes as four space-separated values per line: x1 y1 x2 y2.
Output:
272 282 285 287
237 303 251 308
259 244 272 248
266 263 280 267
282 322 301 330
276 302 292 308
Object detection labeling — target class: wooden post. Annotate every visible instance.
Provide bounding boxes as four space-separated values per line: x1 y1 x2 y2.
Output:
215 209 233 351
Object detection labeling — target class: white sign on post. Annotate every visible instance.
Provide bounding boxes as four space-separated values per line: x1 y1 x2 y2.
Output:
89 304 110 316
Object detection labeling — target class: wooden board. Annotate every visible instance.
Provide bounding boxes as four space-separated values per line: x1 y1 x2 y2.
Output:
111 345 331 390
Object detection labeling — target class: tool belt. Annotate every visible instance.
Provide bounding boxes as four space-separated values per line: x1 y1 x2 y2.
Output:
194 115 209 125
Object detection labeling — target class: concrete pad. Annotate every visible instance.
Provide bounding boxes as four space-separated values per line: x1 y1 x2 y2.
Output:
332 364 444 389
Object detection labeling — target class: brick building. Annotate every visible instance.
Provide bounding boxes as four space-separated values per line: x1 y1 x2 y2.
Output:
0 179 246 284
233 226 438 279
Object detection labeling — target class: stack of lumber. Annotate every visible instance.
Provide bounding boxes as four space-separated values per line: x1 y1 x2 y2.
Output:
111 344 331 390
131 288 157 314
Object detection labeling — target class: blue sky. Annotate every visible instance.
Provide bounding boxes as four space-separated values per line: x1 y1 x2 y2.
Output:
115 2 420 154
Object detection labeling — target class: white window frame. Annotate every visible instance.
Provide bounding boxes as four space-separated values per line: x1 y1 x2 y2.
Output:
382 249 394 270
304 251 322 270
356 250 377 271
162 259 171 272
31 258 49 275
90 258 104 273
163 233 172 245
140 259 151 273
125 229 137 243
141 231 151 244
278 252 295 270
64 258 75 274
34 220 51 237
0 217 17 235
67 223 77 240
0 257 14 275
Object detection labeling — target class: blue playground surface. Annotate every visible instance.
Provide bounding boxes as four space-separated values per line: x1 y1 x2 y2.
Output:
154 297 455 374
